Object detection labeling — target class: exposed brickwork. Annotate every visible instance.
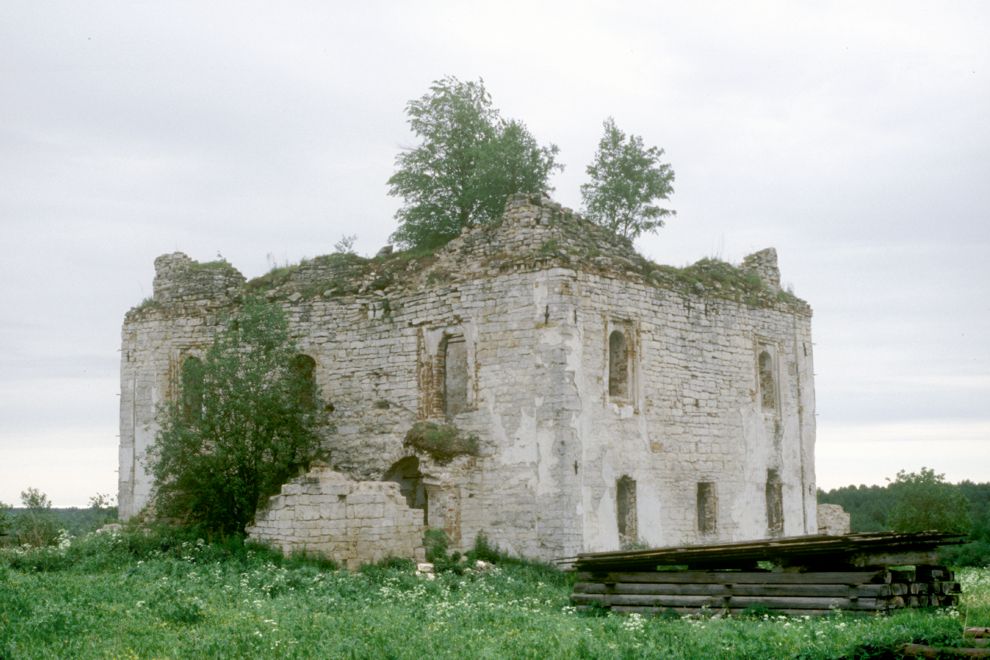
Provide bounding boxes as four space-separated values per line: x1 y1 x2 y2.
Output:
246 466 426 570
119 195 817 565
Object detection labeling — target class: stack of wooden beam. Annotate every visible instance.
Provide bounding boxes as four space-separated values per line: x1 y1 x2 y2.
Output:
572 566 960 615
570 532 964 616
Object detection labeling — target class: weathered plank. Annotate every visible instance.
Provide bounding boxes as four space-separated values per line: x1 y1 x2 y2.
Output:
573 581 894 598
606 605 843 617
574 582 732 596
571 592 896 611
725 595 884 611
573 531 965 572
571 593 723 608
850 550 939 568
576 570 891 585
569 535 962 616
901 643 990 658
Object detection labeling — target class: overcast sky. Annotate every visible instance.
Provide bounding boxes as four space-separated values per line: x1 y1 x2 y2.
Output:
1 1 987 507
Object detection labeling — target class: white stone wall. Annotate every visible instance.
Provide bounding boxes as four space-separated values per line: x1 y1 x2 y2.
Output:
817 503 852 535
119 196 817 563
567 271 817 552
118 308 225 517
246 466 426 570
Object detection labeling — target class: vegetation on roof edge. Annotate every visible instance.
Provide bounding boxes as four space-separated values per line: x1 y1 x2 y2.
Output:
185 259 237 272
145 231 803 313
237 247 802 310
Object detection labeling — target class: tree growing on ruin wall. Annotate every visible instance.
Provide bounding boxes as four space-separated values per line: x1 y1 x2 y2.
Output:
581 117 676 240
388 76 562 250
149 298 325 535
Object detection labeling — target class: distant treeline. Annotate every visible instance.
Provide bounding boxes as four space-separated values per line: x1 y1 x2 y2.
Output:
819 480 990 567
1 507 117 545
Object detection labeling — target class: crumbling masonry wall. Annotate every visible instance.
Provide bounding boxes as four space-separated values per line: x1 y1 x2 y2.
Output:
119 195 817 564
246 466 426 569
817 503 852 536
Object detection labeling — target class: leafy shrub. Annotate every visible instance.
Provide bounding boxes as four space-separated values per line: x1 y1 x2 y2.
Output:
466 532 503 564
941 540 990 568
423 529 462 574
149 297 326 535
889 468 971 534
404 422 479 463
13 488 60 547
0 501 10 541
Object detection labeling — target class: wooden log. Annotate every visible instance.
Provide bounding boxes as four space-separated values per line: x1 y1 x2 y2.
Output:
573 581 893 598
578 605 892 617
576 570 890 585
720 583 891 598
900 643 990 658
931 582 949 595
725 596 886 611
572 593 725 608
573 592 892 611
607 605 843 617
850 550 938 567
575 582 732 596
573 532 966 573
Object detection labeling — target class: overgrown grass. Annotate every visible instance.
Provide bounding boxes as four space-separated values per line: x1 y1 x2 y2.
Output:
131 296 161 313
186 259 235 273
1 527 986 659
648 257 803 307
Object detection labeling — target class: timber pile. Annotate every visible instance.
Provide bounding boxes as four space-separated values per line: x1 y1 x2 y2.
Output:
570 532 964 615
901 627 990 657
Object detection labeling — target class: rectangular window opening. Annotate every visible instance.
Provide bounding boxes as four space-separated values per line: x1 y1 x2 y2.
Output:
766 469 784 536
697 482 717 534
443 336 468 418
616 476 638 547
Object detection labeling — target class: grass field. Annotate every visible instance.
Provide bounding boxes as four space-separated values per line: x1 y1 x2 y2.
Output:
1 527 987 659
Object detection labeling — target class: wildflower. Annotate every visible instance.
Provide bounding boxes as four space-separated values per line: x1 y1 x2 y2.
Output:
56 529 73 550
621 612 645 633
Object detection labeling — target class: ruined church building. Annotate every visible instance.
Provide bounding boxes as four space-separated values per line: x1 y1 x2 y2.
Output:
119 195 817 566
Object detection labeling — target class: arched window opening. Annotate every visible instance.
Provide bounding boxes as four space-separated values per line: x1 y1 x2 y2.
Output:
289 354 317 410
616 476 638 547
697 482 717 534
758 350 776 411
442 335 468 418
766 469 783 536
384 456 427 523
608 330 628 399
180 356 204 424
